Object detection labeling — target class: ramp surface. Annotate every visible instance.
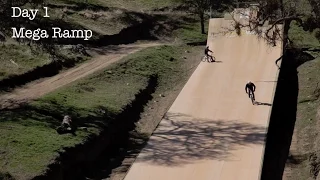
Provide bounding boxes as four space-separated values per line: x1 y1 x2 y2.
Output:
124 18 282 180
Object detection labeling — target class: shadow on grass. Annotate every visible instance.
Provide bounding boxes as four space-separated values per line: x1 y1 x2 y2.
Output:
286 153 309 165
89 14 198 47
0 172 15 180
186 41 207 46
0 62 61 92
0 52 83 93
90 20 158 46
298 98 318 104
291 48 317 67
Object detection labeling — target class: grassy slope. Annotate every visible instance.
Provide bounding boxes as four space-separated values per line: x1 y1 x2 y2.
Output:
173 19 209 44
0 44 50 81
292 57 320 179
0 42 203 179
44 0 183 36
0 0 208 177
289 23 320 49
285 9 320 179
1 0 202 80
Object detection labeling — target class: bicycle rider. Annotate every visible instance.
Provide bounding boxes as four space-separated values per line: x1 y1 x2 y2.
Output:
204 46 215 62
245 81 256 102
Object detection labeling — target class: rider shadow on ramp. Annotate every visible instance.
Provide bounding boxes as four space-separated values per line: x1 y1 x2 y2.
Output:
135 112 265 167
255 101 272 106
205 60 222 63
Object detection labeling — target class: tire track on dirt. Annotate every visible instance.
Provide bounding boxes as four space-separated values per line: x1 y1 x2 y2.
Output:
0 42 163 109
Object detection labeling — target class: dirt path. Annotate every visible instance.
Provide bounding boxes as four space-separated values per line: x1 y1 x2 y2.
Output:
0 42 162 109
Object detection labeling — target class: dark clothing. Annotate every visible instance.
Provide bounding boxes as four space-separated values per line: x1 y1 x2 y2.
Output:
245 82 256 102
205 48 212 55
247 88 255 100
245 82 256 93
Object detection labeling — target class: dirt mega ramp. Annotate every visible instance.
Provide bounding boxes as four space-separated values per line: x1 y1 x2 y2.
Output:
123 16 283 180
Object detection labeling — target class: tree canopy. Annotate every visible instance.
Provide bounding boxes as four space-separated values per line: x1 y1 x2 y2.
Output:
224 0 319 47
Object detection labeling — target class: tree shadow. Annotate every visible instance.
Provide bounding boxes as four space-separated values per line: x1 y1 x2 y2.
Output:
118 11 151 25
292 48 317 67
80 131 149 180
89 13 198 47
0 61 65 92
276 47 318 70
134 112 265 166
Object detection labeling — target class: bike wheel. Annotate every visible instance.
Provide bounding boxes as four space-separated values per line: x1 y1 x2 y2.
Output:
56 126 64 134
250 94 255 104
201 56 207 62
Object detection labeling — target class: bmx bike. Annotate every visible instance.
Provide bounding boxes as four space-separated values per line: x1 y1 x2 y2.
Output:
201 54 215 62
56 124 73 134
248 91 255 105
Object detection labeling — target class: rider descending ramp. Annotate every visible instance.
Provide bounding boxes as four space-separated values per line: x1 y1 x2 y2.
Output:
123 14 283 180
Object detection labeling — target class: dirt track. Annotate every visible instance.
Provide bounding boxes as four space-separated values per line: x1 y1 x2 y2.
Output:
123 17 283 180
0 42 161 109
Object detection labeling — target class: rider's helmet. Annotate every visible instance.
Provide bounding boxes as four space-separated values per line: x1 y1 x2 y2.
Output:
247 81 251 84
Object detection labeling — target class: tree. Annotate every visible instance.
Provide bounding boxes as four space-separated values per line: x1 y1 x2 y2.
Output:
229 0 320 48
183 0 210 34
224 0 320 68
